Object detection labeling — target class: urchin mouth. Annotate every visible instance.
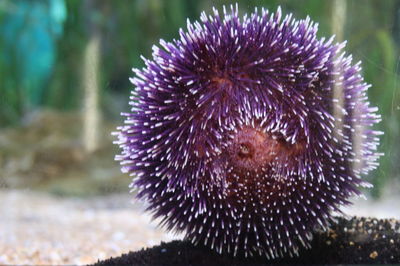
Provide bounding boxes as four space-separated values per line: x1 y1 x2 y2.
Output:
224 125 308 205
228 127 280 171
237 142 253 158
227 126 307 174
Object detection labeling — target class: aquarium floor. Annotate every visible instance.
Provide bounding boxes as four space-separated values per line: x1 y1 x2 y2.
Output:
2 189 400 265
93 216 400 265
0 190 182 265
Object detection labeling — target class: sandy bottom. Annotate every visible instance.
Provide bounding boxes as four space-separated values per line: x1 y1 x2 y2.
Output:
342 195 400 219
1 189 399 265
0 190 182 265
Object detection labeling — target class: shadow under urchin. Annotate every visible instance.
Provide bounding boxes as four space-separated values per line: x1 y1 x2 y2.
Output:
114 4 382 259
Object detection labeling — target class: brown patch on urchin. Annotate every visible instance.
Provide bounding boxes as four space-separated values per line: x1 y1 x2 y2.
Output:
228 127 279 171
212 76 234 89
224 126 307 205
227 126 306 172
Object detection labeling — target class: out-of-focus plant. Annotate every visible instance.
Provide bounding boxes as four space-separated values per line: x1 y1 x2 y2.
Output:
343 1 400 198
0 0 66 125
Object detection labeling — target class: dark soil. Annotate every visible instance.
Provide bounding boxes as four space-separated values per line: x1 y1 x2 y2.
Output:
93 216 400 265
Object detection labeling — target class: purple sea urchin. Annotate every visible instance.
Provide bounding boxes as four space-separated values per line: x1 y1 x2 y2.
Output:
114 5 381 258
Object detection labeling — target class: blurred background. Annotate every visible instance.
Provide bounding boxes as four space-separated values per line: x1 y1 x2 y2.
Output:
1 0 399 264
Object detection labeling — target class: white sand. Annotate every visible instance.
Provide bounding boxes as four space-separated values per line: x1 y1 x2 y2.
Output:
0 190 182 265
1 188 399 265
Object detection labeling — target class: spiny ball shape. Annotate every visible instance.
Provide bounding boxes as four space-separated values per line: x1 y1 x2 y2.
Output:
115 5 381 259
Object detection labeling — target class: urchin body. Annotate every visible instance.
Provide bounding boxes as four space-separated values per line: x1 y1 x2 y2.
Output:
115 5 381 258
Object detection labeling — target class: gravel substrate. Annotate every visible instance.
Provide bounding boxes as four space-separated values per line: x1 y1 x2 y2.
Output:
2 189 399 265
0 190 182 265
93 216 400 265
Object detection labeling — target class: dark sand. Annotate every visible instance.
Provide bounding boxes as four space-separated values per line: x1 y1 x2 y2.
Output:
93 216 400 265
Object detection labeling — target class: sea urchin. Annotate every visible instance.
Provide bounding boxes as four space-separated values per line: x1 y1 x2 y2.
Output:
114 5 381 259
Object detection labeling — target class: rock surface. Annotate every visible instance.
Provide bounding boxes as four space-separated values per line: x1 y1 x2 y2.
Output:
0 110 129 196
93 216 400 265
